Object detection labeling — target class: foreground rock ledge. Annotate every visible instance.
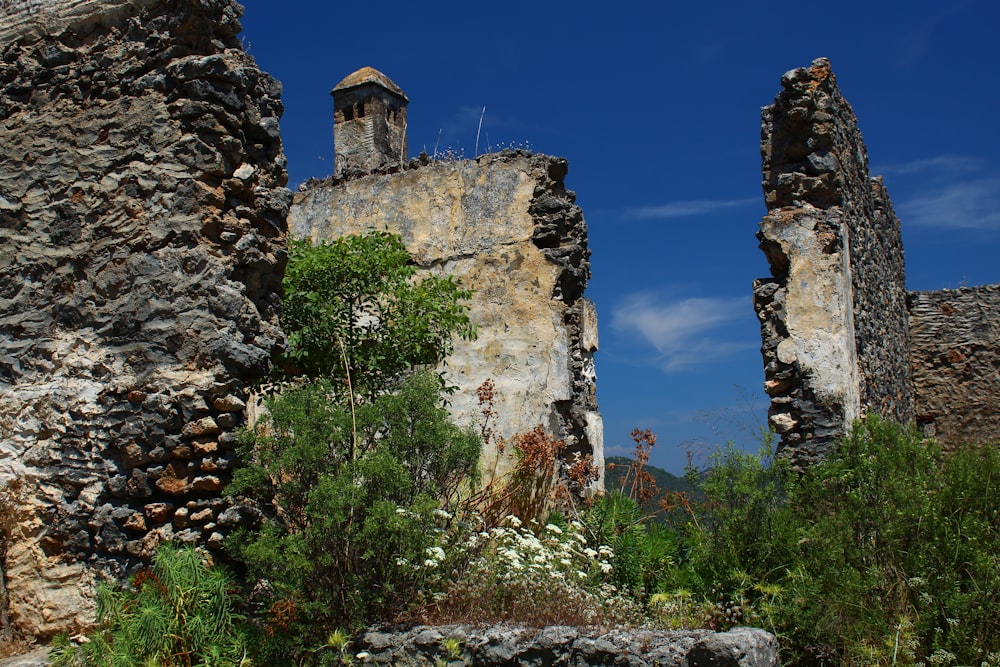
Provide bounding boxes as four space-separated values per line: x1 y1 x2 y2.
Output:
357 625 779 666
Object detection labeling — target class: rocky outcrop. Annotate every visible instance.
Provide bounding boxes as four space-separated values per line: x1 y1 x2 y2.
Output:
754 58 913 465
355 625 779 667
289 150 602 485
0 0 288 638
908 286 1000 448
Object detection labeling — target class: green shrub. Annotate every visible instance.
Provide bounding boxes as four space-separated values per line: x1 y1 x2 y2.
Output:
676 415 1000 665
49 545 249 667
227 371 480 658
223 229 483 663
582 490 680 597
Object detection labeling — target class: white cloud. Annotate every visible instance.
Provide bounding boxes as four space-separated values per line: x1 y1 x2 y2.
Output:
623 197 759 221
611 294 751 372
898 177 1000 230
875 155 981 176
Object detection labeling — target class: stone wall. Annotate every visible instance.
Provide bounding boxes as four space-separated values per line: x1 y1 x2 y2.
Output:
0 0 288 637
0 0 159 45
908 286 1000 448
355 624 778 667
755 57 998 462
289 151 603 483
754 58 914 465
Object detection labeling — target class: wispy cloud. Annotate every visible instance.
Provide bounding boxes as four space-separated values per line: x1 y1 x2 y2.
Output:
890 1 974 68
875 155 982 176
898 177 1000 230
622 197 759 221
611 294 751 372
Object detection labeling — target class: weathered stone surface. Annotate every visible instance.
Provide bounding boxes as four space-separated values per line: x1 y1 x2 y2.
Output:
755 58 1000 462
354 625 778 666
907 286 1000 448
754 58 913 465
0 0 160 45
290 150 603 484
0 647 50 667
0 0 288 638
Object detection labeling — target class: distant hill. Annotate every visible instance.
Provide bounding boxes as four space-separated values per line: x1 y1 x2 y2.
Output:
604 456 692 498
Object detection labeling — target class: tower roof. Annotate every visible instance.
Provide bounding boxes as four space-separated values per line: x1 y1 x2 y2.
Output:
331 67 408 101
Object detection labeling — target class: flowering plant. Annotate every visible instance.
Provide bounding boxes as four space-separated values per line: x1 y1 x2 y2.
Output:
405 515 641 626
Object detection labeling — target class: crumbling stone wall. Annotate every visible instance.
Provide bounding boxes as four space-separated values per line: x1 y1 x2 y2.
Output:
355 624 779 667
0 0 288 637
908 286 1000 448
755 58 1000 463
754 58 914 465
289 151 603 483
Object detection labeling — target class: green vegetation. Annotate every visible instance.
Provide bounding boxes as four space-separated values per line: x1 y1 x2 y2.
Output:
605 457 690 496
280 232 474 394
671 417 1000 666
224 232 481 662
227 370 480 656
51 232 1000 667
49 545 249 667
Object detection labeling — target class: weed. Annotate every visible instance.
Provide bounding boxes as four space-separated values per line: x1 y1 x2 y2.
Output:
48 544 249 667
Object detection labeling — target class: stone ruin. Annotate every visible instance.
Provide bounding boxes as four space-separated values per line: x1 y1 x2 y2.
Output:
0 2 603 640
0 0 993 652
754 58 1000 466
0 0 289 637
289 66 603 483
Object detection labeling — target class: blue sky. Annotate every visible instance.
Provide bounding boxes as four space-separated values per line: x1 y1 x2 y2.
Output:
239 0 1000 473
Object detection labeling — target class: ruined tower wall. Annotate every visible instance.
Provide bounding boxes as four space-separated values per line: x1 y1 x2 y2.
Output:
754 59 913 465
907 286 1000 449
289 152 603 482
333 87 408 178
0 0 289 637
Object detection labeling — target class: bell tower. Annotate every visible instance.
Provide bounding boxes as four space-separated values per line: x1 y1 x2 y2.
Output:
331 67 409 176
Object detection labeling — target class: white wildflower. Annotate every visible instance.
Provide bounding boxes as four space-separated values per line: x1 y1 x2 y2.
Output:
583 548 598 559
545 523 563 535
522 536 543 552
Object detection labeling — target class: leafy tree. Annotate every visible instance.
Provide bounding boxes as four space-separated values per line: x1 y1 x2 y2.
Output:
280 232 475 396
226 232 481 662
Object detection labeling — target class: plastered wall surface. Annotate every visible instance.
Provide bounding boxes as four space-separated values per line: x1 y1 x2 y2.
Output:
289 152 603 481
